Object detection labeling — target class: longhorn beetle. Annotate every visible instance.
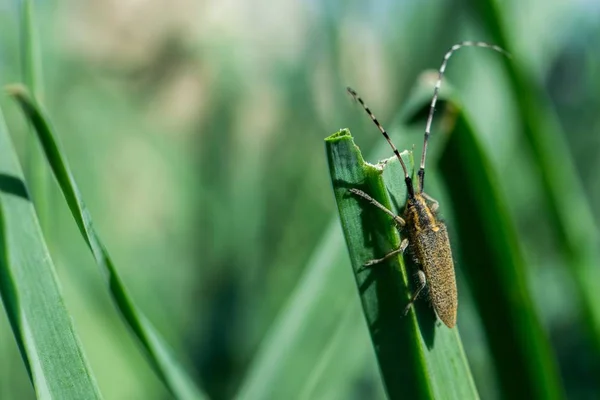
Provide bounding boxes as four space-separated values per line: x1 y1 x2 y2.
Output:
347 41 509 328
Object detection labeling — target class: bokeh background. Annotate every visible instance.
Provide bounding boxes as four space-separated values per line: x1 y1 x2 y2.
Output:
0 0 599 399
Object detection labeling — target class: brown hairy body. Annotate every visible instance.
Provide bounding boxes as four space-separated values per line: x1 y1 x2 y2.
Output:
404 194 457 328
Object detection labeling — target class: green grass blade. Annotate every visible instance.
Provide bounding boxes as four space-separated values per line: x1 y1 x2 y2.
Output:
7 85 207 400
326 129 478 400
20 0 43 100
471 0 600 355
20 0 49 228
0 108 101 399
298 303 384 400
235 222 378 399
437 109 565 399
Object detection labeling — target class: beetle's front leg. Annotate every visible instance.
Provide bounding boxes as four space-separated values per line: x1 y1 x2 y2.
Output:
349 188 405 227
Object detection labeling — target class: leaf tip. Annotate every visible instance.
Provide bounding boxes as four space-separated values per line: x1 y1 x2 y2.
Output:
325 128 352 143
4 83 29 100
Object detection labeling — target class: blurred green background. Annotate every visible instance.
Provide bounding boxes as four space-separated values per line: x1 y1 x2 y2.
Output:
0 0 599 399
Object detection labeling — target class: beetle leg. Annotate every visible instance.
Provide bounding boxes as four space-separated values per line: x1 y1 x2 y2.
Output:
362 239 409 268
349 188 405 227
421 192 439 212
403 270 427 315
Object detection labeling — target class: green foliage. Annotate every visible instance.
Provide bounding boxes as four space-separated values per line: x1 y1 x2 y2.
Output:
0 0 598 399
0 108 101 399
439 109 564 398
326 129 478 399
8 86 206 400
472 0 600 355
20 0 48 228
235 223 374 400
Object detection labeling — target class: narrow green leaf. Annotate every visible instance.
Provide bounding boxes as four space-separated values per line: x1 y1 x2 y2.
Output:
7 85 207 400
437 108 565 399
0 108 101 399
298 301 386 400
235 222 378 400
20 0 50 228
326 129 478 399
20 0 43 101
471 0 600 356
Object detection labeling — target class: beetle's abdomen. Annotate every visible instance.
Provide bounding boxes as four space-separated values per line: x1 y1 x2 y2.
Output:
413 224 457 327
405 199 457 328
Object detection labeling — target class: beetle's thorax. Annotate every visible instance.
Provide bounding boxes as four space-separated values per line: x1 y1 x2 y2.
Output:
404 194 439 232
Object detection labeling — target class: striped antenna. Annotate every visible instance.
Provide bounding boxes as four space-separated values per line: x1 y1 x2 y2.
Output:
346 87 410 180
419 41 510 192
